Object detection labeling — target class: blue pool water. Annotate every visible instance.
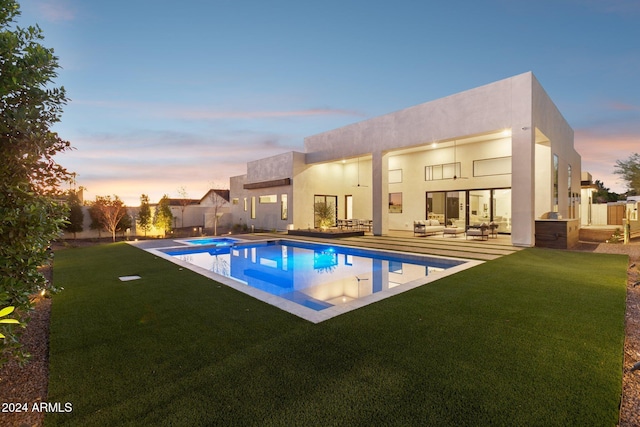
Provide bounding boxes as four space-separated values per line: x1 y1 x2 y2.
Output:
181 237 240 246
162 240 466 312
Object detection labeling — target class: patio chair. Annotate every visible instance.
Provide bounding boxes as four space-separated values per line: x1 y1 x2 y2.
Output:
466 224 489 241
489 221 499 238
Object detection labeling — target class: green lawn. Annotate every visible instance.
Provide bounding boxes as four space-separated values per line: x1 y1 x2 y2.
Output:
47 243 627 426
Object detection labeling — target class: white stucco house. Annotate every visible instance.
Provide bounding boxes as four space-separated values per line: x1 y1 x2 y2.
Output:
229 72 581 247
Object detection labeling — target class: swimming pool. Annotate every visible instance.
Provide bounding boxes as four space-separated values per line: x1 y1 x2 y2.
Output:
177 237 241 246
153 239 481 323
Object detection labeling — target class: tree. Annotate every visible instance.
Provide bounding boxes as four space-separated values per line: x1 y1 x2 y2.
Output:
64 190 84 239
314 201 335 229
117 212 132 239
0 0 73 365
592 180 620 203
88 197 104 238
176 186 191 229
137 194 152 236
614 153 640 196
91 195 128 242
206 187 228 236
154 195 173 236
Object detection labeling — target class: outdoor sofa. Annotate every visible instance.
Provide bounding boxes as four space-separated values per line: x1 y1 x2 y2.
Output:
413 219 445 236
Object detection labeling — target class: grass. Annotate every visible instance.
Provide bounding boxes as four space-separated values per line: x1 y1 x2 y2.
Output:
46 243 627 426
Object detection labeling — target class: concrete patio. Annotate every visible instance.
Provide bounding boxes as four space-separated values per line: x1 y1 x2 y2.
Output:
243 230 521 261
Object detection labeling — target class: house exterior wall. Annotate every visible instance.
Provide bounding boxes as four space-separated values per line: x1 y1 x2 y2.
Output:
229 152 304 231
228 72 578 247
290 159 374 230
530 75 580 220
304 76 516 164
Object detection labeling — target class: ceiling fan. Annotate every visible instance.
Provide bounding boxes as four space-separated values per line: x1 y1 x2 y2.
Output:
353 157 369 187
452 140 468 180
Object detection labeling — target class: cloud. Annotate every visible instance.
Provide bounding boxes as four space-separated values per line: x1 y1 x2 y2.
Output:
169 108 364 120
70 99 364 122
36 0 75 22
575 128 640 192
59 128 302 205
607 101 640 112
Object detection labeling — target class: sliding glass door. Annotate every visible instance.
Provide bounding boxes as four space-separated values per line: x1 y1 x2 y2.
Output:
426 191 466 227
427 189 511 233
469 190 491 224
492 189 511 233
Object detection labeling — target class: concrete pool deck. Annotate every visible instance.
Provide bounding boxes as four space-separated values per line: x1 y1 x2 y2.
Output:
244 231 521 261
130 231 521 261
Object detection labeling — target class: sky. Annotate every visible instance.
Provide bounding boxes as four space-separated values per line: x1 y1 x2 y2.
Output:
16 0 640 205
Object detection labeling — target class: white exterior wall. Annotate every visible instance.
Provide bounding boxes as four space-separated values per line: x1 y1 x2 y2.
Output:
228 72 578 247
293 159 374 228
170 205 232 230
229 152 302 231
530 76 579 221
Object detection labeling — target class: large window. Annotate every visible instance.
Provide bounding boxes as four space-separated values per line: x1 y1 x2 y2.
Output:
259 194 277 203
251 197 256 219
553 154 559 212
425 163 461 180
473 156 511 176
568 164 574 219
281 194 288 220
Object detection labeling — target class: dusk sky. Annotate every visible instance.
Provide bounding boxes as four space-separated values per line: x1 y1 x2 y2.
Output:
18 0 640 206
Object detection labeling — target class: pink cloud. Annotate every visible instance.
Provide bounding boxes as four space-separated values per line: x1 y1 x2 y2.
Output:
171 108 364 120
71 99 363 121
37 0 75 22
575 129 640 192
58 129 300 206
607 101 640 112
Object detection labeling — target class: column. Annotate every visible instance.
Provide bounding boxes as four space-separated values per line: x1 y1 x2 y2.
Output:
372 150 389 236
511 127 535 247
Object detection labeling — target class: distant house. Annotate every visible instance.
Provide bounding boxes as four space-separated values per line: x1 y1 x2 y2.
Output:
161 189 231 232
228 72 581 247
166 189 231 231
